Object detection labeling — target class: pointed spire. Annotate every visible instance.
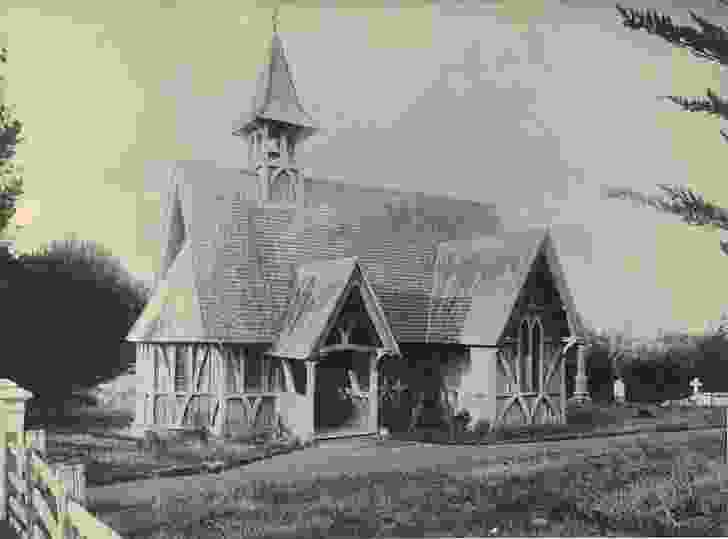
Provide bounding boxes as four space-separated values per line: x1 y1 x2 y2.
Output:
272 5 279 34
233 7 318 139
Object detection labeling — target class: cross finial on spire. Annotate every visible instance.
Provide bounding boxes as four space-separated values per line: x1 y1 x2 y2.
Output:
272 5 280 34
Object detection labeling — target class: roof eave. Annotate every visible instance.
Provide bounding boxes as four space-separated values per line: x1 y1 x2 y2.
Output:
233 113 319 138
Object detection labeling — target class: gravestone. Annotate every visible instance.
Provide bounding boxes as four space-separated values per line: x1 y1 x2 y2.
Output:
614 378 626 405
690 377 703 397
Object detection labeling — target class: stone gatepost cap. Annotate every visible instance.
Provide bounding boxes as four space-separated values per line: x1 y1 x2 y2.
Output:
0 379 33 401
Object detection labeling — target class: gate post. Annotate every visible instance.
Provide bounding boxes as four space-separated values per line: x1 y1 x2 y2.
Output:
0 379 33 521
305 361 316 442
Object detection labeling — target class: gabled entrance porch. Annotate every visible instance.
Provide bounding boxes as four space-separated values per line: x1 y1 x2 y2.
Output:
269 257 399 442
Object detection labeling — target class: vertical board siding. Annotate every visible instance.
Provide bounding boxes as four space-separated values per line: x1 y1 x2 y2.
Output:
245 353 263 392
501 398 528 425
253 397 277 430
225 399 250 438
154 395 175 425
143 344 289 435
226 357 239 394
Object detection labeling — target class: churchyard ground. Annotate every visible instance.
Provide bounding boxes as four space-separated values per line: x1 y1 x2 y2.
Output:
104 427 728 538
34 384 725 490
26 384 301 489
29 378 728 537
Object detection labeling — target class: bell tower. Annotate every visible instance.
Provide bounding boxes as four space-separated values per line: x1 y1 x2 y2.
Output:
233 7 319 205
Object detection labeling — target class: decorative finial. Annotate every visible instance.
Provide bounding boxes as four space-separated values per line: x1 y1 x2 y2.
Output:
272 5 280 34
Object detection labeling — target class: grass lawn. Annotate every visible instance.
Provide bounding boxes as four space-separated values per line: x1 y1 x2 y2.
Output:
128 429 728 538
30 395 728 536
28 402 300 487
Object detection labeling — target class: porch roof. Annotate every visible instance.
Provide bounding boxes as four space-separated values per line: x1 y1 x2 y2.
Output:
268 257 400 360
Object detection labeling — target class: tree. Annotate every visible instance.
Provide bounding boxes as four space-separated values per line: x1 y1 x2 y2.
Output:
586 327 637 380
606 5 728 255
0 47 24 235
693 320 728 392
5 237 150 405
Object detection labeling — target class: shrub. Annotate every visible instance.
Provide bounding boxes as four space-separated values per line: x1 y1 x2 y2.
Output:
635 407 655 418
473 419 491 437
452 409 472 432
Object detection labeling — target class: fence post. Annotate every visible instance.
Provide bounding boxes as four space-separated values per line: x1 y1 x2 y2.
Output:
25 430 46 457
55 463 86 506
54 462 85 539
0 379 33 522
52 465 71 539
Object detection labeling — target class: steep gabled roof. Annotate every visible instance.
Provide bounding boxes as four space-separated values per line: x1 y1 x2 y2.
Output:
234 33 318 138
268 257 399 359
128 241 207 342
427 228 586 346
540 232 586 339
130 161 500 344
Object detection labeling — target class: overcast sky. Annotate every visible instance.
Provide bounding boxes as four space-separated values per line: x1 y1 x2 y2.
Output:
2 0 728 339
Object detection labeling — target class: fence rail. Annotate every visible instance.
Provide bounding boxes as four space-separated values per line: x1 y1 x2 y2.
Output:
5 429 123 539
695 392 728 407
0 379 124 539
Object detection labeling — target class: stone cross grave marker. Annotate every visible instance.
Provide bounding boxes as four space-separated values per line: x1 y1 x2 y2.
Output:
690 377 703 397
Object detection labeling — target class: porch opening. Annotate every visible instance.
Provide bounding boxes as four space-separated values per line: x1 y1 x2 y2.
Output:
314 350 371 437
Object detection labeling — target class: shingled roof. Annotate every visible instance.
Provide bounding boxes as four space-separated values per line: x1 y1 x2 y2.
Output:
233 32 318 140
128 241 207 341
129 162 589 349
426 228 586 346
268 257 399 360
128 161 501 345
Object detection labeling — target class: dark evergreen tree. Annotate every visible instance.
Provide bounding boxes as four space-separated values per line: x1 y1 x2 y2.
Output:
6 237 149 406
606 5 728 255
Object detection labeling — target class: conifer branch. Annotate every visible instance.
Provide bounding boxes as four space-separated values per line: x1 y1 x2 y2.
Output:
616 4 728 66
604 184 728 231
660 89 728 122
611 5 728 254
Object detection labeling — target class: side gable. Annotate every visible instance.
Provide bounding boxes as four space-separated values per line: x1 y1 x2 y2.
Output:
127 241 206 342
268 257 399 360
430 228 587 346
157 167 187 284
428 229 545 345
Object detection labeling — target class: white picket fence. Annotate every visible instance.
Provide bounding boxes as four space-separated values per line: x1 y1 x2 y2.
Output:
0 379 124 538
694 392 728 407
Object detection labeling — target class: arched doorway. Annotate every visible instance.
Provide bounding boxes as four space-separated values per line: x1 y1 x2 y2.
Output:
314 350 372 436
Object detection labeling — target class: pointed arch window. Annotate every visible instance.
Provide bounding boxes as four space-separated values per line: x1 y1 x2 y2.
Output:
516 314 543 393
531 318 542 393
519 319 530 392
174 348 187 393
